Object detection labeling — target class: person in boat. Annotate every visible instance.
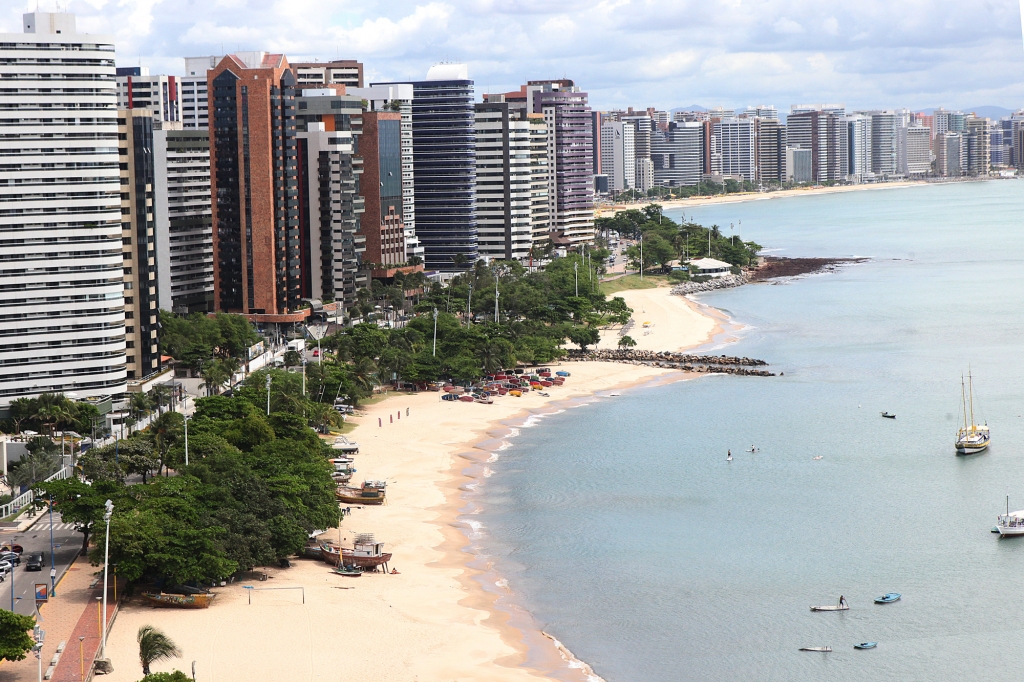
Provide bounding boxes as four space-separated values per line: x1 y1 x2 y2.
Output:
727 449 732 459
839 595 847 608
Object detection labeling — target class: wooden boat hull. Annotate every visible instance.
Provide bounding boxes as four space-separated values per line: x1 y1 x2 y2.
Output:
336 492 385 504
810 605 849 611
142 592 214 609
799 647 831 652
319 544 392 569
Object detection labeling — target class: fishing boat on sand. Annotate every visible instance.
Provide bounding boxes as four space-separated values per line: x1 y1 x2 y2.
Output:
142 592 215 609
320 534 393 571
336 481 386 504
955 371 990 455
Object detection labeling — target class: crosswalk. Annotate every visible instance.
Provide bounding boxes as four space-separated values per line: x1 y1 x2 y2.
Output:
30 522 78 532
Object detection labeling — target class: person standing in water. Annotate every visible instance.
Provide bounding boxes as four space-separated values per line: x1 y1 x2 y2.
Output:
727 449 732 461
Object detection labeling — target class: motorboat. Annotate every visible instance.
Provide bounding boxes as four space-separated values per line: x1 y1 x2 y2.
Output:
881 412 896 419
331 436 359 455
874 593 901 604
854 642 877 650
955 371 989 455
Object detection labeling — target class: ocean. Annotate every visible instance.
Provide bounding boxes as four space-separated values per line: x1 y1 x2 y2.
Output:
474 180 1024 681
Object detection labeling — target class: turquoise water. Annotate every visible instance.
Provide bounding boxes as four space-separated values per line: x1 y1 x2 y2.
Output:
477 181 1024 681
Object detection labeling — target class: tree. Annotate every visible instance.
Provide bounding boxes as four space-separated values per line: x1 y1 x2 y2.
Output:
140 672 192 682
0 610 35 662
282 350 302 368
137 625 181 676
36 477 124 555
8 438 61 490
618 335 637 348
8 398 35 436
568 326 600 351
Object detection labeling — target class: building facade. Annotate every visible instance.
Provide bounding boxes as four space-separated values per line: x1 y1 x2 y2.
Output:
843 114 873 182
651 122 704 187
715 117 756 182
289 60 363 88
119 109 161 379
965 116 991 175
599 120 636 192
154 128 214 313
0 13 127 405
756 119 787 183
116 67 181 126
898 125 932 176
375 65 477 270
208 53 300 315
360 110 407 268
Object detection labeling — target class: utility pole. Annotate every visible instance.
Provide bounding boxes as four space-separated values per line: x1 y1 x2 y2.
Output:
301 356 306 396
183 415 191 466
574 261 578 296
640 236 644 280
432 308 438 356
265 374 272 416
467 284 473 325
100 499 113 659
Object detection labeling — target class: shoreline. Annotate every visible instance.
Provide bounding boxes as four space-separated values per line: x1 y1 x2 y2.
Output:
596 179 934 217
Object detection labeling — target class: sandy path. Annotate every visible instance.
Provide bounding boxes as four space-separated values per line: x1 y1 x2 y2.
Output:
599 286 719 352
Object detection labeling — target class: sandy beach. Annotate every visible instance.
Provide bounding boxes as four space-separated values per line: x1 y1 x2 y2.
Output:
596 179 930 217
99 289 716 682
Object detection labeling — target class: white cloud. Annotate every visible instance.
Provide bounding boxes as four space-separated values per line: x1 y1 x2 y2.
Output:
3 0 1020 111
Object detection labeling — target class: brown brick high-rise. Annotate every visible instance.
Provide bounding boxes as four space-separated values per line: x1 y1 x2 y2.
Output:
208 53 300 314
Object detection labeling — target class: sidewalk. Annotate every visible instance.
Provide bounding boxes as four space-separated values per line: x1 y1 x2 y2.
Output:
0 557 101 682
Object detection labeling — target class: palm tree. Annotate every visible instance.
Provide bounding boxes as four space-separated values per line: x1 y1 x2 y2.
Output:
476 340 504 375
137 625 181 675
351 357 378 394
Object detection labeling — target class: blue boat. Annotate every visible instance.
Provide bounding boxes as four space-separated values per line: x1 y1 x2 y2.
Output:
854 642 877 650
874 593 901 603
556 371 570 377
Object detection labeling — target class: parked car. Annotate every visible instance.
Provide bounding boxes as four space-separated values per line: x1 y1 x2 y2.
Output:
0 551 20 566
1 544 24 554
312 349 320 358
25 552 43 571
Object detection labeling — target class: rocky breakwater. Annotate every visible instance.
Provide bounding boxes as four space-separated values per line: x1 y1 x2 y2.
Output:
671 273 746 296
566 349 775 376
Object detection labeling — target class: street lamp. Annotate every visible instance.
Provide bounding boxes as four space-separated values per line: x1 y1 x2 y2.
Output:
48 493 55 596
574 261 578 296
265 374 272 416
100 499 112 658
432 308 438 357
183 415 191 467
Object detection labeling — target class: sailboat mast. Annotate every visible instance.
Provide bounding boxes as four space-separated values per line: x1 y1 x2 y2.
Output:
961 375 968 432
969 370 976 431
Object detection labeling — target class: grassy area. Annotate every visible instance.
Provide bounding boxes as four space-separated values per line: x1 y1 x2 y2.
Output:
601 273 671 296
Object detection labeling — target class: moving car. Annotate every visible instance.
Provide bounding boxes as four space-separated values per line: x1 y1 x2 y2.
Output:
25 552 44 571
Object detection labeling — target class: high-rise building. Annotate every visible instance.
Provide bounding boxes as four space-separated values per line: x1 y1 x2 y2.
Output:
756 119 787 183
843 114 873 182
935 132 964 176
208 53 300 315
0 12 127 405
531 80 595 247
474 102 535 261
933 108 966 136
624 115 653 192
786 146 814 183
182 56 220 129
528 115 550 250
375 65 477 270
740 105 779 121
965 116 991 176
786 110 843 182
360 111 407 269
651 122 704 186
897 125 932 176
289 60 363 88
715 117 757 181
348 84 421 263
600 120 636 191
862 111 897 177
116 67 181 126
154 127 215 314
990 126 1005 167
118 109 162 379
591 111 603 176
294 89 366 311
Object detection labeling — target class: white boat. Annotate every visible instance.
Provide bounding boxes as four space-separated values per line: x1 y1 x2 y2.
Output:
996 495 1024 537
799 647 832 652
332 436 360 454
809 604 848 612
955 372 989 455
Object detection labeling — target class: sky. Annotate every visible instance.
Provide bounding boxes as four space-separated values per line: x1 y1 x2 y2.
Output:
4 0 1024 112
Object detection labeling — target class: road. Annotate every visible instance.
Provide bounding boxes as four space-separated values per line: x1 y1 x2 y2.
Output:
0 513 84 616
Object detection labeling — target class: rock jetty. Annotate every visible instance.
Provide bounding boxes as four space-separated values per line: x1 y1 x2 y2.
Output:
671 273 746 296
566 349 774 376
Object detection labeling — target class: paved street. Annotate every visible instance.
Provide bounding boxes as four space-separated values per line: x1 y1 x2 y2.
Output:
0 514 84 616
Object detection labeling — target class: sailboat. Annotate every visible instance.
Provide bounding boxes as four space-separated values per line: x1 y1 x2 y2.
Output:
955 372 989 455
996 494 1024 537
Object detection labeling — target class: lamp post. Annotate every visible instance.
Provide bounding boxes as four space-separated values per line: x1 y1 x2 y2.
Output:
78 636 85 678
183 415 191 467
100 499 112 658
302 356 307 397
265 374 272 416
574 261 578 296
639 236 644 280
432 308 438 357
48 494 55 596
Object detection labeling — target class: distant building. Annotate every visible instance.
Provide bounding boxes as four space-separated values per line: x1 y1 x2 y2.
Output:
786 146 813 183
866 111 898 178
119 109 162 380
933 108 966 135
154 127 215 314
375 65 478 270
935 132 964 176
652 122 704 186
528 115 551 250
740 105 779 121
623 115 653 192
600 120 636 191
897 125 932 177
843 114 873 182
289 60 363 88
786 110 843 182
116 67 181 126
965 116 991 175
715 117 757 182
756 119 786 183
687 257 733 278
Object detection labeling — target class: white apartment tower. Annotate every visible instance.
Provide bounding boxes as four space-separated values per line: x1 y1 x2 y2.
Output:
474 102 535 261
843 115 873 182
600 121 636 191
0 13 126 405
181 56 218 129
115 67 182 125
715 117 757 181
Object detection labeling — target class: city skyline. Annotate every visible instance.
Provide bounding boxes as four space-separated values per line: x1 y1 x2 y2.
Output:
4 0 1024 112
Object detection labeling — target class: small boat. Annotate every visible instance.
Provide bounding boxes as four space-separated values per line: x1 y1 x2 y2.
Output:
142 592 215 609
555 371 570 377
336 481 387 505
799 647 832 652
608 393 621 397
332 566 363 577
955 372 990 454
881 412 896 419
538 392 550 397
854 642 877 650
331 436 359 454
874 593 901 603
810 604 849 612
812 456 823 460
321 534 393 571
995 494 1024 537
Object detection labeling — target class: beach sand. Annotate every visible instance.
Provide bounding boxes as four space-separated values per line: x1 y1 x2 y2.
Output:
598 286 720 352
99 292 719 682
596 179 929 217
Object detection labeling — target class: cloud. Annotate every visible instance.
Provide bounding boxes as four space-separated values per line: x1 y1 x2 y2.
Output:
3 0 1021 112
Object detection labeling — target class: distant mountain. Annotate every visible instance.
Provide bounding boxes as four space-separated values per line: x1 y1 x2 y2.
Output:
671 105 706 112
